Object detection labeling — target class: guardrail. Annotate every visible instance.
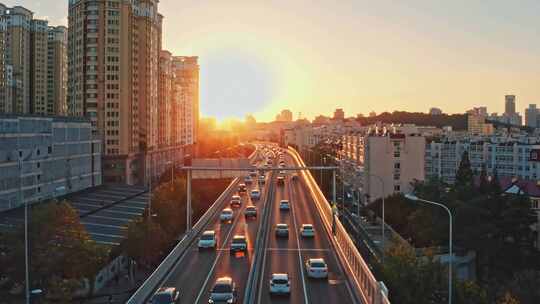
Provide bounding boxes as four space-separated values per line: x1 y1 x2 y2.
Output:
127 150 259 303
289 146 390 304
243 171 275 304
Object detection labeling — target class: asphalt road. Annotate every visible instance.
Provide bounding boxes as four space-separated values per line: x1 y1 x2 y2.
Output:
155 148 357 304
255 153 356 304
159 168 271 303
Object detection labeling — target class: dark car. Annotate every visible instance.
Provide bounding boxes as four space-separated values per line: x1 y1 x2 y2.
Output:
150 287 180 304
209 277 237 303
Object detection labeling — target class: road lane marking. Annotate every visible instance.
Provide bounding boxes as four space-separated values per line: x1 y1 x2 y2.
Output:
288 165 310 304
194 194 247 304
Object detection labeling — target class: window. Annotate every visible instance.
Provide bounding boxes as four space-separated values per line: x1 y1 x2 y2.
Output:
394 163 401 169
394 185 401 192
36 149 40 155
48 146 52 154
394 173 400 180
37 162 40 169
394 151 400 158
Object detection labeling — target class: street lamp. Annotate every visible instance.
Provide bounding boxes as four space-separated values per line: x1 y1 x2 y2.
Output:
405 193 453 304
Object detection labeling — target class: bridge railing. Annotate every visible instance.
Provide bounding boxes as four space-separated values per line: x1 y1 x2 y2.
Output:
289 146 390 304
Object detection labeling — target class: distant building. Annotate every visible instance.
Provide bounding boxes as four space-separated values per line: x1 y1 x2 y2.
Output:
245 114 256 126
467 108 493 135
275 109 293 122
505 95 516 114
312 115 331 125
429 107 443 115
0 114 102 211
525 104 540 128
356 113 364 119
369 111 377 117
334 108 345 120
426 136 540 184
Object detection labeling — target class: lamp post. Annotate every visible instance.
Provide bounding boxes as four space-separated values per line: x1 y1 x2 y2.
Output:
405 194 453 304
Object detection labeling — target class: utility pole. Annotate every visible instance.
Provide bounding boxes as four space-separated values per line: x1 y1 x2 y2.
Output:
186 169 192 233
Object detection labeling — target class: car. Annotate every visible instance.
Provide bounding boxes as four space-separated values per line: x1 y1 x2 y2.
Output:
220 208 234 222
279 200 290 211
230 235 248 253
291 173 299 180
305 258 328 279
300 224 315 237
269 273 290 295
209 277 237 304
279 170 286 176
249 170 257 177
258 175 266 184
244 175 253 185
238 183 247 193
277 176 285 186
150 287 180 304
250 189 261 200
230 195 242 208
244 206 257 218
275 223 289 238
198 230 217 249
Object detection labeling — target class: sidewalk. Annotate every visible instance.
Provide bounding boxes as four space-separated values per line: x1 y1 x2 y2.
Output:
80 268 152 304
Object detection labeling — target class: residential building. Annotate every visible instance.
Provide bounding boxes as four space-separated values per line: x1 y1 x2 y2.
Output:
1 4 33 114
172 56 199 147
505 95 516 114
68 0 191 185
334 108 345 120
0 3 67 115
467 107 494 135
0 114 102 211
425 136 540 184
276 109 293 122
525 104 539 128
46 26 68 115
429 107 443 115
339 125 426 202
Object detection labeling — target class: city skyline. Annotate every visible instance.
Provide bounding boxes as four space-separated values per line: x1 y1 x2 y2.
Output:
4 0 540 122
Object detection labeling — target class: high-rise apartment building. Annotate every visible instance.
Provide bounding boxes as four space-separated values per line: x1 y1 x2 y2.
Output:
0 3 67 115
47 26 68 115
1 4 32 113
69 0 164 184
505 95 516 114
525 104 539 129
172 56 199 146
68 0 196 184
159 50 173 147
334 108 345 120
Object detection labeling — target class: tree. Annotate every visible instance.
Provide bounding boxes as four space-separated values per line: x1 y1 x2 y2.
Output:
478 164 489 194
1 201 109 301
455 150 474 192
455 281 488 304
497 292 520 304
123 218 169 267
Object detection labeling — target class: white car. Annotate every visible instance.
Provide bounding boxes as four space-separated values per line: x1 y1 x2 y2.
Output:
279 200 290 211
305 258 328 279
250 189 261 200
209 277 237 303
198 230 217 249
230 195 242 208
220 208 234 222
269 273 290 295
300 224 315 237
258 175 266 184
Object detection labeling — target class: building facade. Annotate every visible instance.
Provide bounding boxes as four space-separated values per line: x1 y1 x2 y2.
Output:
525 104 539 129
0 3 67 116
68 0 198 185
426 137 540 184
0 114 102 211
47 26 68 115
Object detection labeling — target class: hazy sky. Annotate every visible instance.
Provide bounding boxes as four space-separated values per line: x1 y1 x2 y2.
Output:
7 0 540 121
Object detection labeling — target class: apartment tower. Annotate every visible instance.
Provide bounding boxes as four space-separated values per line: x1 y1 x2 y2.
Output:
172 56 199 147
47 26 68 115
68 0 163 184
0 3 67 115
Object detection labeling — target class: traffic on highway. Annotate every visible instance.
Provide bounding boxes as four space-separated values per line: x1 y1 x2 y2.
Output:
147 144 358 304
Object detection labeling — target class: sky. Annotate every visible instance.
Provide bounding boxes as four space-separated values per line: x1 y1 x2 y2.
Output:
7 0 540 121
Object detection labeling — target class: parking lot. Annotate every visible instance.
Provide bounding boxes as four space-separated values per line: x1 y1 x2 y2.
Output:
0 184 149 246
